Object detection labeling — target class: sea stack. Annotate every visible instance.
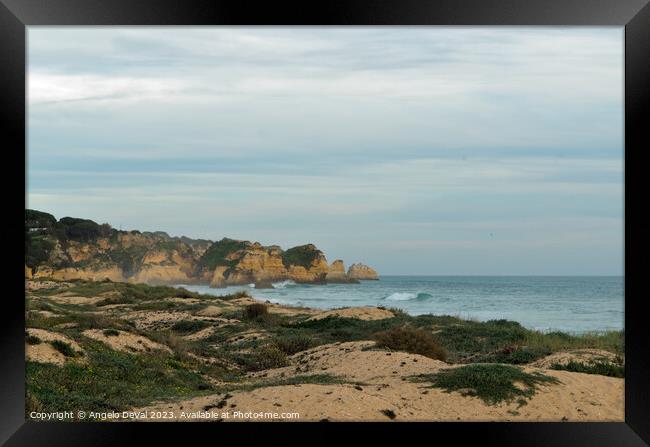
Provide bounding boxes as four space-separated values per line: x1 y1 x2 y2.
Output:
326 260 359 283
347 263 379 280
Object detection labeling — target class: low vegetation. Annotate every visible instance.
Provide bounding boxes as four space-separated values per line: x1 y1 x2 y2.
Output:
50 340 82 358
27 341 212 416
374 325 448 361
170 320 210 334
281 244 321 269
271 334 315 355
198 238 249 270
243 303 269 320
244 345 288 371
25 279 623 417
412 364 560 405
26 334 42 345
550 360 624 378
209 374 351 396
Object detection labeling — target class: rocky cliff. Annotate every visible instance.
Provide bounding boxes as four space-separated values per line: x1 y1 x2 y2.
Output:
326 260 358 283
347 263 379 280
25 209 378 287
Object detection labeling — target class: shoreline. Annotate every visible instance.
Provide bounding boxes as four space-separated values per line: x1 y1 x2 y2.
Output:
175 280 624 336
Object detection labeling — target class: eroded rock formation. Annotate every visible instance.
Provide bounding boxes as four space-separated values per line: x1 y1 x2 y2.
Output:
347 263 379 280
326 260 359 283
25 209 378 287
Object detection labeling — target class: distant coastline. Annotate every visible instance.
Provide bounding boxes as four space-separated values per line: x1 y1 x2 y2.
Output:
25 209 379 288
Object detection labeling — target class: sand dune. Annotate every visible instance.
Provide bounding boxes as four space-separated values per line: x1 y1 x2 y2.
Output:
136 340 623 422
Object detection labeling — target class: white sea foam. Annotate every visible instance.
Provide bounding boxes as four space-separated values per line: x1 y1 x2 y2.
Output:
384 291 433 301
272 280 297 289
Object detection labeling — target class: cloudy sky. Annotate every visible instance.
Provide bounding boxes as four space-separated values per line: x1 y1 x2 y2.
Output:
27 27 623 275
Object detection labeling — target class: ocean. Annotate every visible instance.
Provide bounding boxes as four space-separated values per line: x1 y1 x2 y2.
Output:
177 276 624 334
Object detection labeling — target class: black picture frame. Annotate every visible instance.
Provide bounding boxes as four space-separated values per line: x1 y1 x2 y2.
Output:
2 0 648 445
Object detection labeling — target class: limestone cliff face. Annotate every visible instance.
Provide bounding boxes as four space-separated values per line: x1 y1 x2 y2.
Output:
347 263 379 280
206 242 332 287
34 266 127 282
209 266 230 288
233 244 289 282
27 219 202 285
129 265 193 285
25 209 379 287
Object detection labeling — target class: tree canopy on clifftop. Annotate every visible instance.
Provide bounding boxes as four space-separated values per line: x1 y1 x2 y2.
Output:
197 238 250 270
281 244 322 269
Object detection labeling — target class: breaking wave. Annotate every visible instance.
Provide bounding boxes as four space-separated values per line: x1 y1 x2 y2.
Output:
384 291 433 301
272 280 298 289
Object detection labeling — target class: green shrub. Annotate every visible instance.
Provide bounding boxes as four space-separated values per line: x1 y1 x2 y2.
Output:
281 244 321 269
375 325 447 361
107 283 199 302
95 295 135 307
26 335 42 345
550 360 624 378
102 329 120 337
250 345 288 371
272 335 314 355
50 340 81 358
151 332 190 361
175 289 196 299
70 313 117 330
435 319 527 362
473 345 551 365
219 290 251 300
412 364 560 405
198 238 249 270
244 303 269 320
171 320 210 334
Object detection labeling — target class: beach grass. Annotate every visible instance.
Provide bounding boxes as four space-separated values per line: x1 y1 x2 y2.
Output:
271 334 315 355
243 303 269 320
374 325 448 361
523 330 624 356
550 360 624 378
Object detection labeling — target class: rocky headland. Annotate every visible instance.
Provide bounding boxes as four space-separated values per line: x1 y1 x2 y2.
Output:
25 209 378 288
